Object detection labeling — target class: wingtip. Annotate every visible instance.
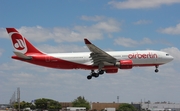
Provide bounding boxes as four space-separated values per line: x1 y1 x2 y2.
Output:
84 38 92 44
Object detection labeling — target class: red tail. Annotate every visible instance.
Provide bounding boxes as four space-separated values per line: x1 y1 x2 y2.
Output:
6 28 43 54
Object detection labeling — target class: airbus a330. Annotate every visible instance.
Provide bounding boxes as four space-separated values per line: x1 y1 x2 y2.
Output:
6 28 173 80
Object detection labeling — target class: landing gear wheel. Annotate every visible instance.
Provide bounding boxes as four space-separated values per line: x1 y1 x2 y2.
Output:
155 69 159 73
98 70 104 75
91 72 99 78
87 70 102 80
94 73 99 78
87 75 92 80
155 65 159 73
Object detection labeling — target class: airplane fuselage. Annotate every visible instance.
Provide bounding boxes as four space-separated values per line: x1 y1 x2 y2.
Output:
12 50 173 70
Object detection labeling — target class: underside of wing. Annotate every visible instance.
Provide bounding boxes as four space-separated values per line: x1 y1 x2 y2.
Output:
84 39 117 67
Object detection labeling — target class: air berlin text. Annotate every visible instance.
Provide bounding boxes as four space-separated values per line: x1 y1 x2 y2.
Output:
128 52 158 59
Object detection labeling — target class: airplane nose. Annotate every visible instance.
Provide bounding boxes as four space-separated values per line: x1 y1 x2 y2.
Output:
170 55 174 61
167 55 174 62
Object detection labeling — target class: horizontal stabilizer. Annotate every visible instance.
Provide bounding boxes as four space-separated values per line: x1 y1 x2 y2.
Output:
13 51 32 60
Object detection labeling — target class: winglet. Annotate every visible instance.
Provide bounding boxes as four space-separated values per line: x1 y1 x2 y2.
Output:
84 38 92 44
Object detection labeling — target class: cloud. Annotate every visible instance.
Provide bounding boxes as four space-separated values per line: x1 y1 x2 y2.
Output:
0 60 52 73
37 44 88 53
92 18 121 32
78 16 121 33
9 72 37 86
53 17 121 42
158 23 180 35
81 15 105 21
7 71 85 88
0 61 25 71
18 26 54 42
2 16 121 43
108 0 180 9
0 48 4 57
114 37 153 47
133 20 152 25
0 28 8 39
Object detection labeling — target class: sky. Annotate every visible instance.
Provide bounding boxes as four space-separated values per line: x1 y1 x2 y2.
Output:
1 0 180 104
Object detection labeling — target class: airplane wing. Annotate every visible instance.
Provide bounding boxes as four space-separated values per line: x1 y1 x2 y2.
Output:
84 38 117 69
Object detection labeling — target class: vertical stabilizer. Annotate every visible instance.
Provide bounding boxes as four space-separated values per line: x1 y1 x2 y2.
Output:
6 28 43 54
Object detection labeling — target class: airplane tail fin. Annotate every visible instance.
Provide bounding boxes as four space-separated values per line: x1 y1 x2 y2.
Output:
6 28 44 55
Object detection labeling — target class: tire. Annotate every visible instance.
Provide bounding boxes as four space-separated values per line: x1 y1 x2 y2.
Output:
155 69 159 73
87 75 92 80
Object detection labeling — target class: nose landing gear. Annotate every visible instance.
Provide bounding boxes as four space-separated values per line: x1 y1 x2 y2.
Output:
155 65 159 73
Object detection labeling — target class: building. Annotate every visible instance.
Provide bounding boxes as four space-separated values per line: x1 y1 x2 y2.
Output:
132 101 180 111
60 102 73 109
67 107 86 111
0 104 10 110
60 102 121 111
91 102 120 111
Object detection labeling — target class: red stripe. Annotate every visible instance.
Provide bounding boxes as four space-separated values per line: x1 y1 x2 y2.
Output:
12 55 162 70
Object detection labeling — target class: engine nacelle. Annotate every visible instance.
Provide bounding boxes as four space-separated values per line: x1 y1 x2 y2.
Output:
115 60 133 69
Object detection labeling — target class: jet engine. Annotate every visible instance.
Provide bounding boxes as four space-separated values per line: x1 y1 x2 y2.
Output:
115 60 133 69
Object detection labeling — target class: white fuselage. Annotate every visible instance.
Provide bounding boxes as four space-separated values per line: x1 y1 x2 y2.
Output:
47 50 173 66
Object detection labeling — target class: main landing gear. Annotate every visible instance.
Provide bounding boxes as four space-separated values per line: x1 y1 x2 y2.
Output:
87 70 104 80
155 65 159 73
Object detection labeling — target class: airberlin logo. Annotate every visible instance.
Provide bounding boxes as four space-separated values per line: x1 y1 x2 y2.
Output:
14 39 25 50
11 33 27 53
128 52 158 59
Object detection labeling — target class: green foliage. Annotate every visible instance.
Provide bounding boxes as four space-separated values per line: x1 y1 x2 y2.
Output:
30 104 36 110
14 101 32 109
14 98 61 110
72 96 90 110
118 103 137 111
35 98 61 110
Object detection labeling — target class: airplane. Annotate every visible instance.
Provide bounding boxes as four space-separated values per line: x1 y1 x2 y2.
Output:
6 28 174 80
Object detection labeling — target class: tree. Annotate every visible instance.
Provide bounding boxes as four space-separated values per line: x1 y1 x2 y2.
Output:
118 103 137 111
72 96 90 110
35 98 61 110
13 101 32 110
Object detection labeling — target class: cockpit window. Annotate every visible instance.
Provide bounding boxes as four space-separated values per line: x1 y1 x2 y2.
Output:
166 54 169 56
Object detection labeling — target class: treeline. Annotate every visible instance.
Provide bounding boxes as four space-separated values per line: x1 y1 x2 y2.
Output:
13 96 90 110
14 98 61 111
13 96 137 111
